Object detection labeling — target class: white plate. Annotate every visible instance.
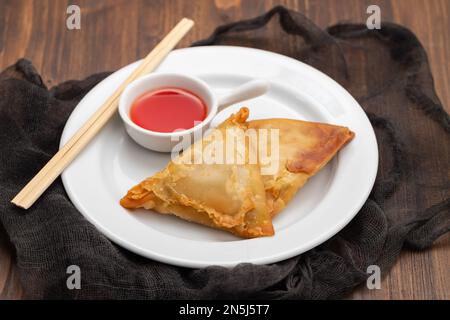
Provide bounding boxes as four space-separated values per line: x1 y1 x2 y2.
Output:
60 46 378 268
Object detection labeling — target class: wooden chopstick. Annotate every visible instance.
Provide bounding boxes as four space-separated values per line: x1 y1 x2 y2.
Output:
11 18 194 209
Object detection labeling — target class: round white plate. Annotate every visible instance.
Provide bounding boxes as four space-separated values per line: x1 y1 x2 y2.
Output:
60 46 378 268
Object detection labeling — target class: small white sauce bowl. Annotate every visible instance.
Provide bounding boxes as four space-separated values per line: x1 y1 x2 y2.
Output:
119 73 269 152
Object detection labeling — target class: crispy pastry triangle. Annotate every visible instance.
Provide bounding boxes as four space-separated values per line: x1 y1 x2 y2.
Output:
120 108 354 238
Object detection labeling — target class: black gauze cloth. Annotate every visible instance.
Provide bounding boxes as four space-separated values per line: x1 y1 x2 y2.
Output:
0 6 449 299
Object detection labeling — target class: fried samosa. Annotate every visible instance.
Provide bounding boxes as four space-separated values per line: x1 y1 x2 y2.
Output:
120 107 354 238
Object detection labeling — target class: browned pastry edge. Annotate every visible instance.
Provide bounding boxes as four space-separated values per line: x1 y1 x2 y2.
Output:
286 125 355 175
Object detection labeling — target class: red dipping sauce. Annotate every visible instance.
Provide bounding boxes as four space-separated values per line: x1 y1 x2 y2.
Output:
130 88 207 133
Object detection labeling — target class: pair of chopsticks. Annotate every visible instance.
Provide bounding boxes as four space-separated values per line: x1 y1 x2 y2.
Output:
11 18 194 209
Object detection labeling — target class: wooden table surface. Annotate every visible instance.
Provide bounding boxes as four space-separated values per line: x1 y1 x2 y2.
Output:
0 0 448 300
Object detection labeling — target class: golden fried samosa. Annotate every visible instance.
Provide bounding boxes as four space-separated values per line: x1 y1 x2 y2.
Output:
248 118 354 216
120 107 354 238
120 108 275 238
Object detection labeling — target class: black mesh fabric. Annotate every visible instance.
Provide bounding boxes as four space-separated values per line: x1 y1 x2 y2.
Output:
0 6 448 299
